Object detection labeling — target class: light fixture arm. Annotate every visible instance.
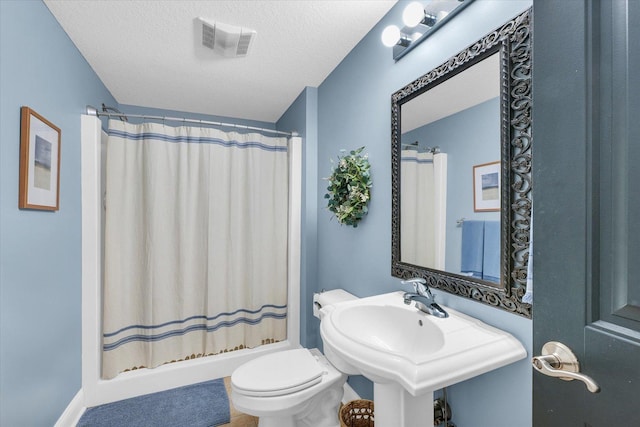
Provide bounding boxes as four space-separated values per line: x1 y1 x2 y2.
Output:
418 13 437 28
397 33 412 47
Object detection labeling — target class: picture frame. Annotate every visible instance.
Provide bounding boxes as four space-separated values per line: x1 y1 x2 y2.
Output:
473 161 500 212
19 106 61 211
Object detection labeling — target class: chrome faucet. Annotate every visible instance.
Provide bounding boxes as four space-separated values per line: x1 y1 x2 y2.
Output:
401 278 449 318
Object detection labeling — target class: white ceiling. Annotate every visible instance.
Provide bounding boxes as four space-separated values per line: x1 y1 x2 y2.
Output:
44 0 398 123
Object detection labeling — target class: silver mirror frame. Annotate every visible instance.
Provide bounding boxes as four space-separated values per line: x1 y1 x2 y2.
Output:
391 8 532 318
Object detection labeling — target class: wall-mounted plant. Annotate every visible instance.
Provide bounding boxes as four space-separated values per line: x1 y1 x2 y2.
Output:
324 147 372 227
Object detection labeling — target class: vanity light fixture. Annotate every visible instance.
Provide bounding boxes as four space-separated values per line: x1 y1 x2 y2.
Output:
382 0 474 61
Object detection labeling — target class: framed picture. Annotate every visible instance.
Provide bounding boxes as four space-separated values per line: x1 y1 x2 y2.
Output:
19 107 61 211
473 161 500 212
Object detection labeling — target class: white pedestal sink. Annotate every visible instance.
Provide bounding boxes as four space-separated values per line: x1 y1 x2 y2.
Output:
319 292 526 427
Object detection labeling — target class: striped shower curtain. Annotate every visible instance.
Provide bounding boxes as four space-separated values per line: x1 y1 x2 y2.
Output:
401 150 447 269
102 120 289 379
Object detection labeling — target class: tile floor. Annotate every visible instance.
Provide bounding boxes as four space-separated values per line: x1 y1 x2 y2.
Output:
219 377 260 427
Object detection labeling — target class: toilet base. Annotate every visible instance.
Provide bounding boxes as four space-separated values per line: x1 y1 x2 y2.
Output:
257 416 296 427
255 384 343 427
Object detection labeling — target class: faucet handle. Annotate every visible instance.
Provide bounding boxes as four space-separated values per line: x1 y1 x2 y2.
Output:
401 278 430 295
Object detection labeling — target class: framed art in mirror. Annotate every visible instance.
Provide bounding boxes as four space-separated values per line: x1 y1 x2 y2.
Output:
473 161 501 212
391 9 532 318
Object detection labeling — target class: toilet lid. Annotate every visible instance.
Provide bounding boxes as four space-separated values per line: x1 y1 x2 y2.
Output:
232 348 324 397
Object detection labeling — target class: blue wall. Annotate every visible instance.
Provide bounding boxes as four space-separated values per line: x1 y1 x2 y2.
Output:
276 87 320 348
0 1 116 425
117 103 276 130
315 1 532 426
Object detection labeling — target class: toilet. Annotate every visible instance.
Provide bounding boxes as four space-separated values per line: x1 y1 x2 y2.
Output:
230 290 357 427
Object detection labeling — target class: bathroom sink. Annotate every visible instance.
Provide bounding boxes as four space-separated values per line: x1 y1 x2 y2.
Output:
332 304 445 362
320 292 526 397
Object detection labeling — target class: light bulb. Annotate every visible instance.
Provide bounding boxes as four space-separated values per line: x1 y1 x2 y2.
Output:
381 25 401 47
403 2 425 28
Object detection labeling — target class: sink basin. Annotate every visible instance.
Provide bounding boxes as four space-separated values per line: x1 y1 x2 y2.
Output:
333 304 445 362
320 291 526 426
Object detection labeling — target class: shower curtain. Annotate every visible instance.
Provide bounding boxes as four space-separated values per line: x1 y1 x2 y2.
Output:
401 150 447 269
102 120 289 379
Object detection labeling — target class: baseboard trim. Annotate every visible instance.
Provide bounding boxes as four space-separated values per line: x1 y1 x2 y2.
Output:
55 390 85 427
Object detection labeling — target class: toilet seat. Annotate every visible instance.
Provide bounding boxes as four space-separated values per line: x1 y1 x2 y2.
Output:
232 348 324 397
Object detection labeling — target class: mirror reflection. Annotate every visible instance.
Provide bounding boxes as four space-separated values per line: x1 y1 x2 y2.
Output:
400 53 501 285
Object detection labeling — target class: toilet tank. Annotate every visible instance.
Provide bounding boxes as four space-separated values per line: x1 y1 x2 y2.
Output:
313 289 358 319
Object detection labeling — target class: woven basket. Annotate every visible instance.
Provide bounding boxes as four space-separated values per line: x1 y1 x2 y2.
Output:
339 399 374 427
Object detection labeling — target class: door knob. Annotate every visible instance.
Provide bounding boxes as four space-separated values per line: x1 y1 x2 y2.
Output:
532 341 600 393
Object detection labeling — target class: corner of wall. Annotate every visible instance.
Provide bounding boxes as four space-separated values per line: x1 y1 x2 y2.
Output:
276 87 320 349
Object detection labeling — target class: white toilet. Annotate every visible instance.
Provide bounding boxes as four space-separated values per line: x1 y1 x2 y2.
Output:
230 290 357 427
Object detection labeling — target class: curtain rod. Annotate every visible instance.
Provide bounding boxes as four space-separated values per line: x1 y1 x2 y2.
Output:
86 105 297 137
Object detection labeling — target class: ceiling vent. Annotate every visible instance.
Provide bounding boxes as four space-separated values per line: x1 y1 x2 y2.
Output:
198 18 256 57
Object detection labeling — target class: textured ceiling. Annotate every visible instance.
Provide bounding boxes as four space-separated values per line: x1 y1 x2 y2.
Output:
44 0 397 123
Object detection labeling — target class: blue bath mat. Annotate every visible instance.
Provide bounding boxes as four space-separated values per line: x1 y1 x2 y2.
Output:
77 378 230 427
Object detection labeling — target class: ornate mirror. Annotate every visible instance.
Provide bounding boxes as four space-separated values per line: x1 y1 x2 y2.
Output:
391 9 532 318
